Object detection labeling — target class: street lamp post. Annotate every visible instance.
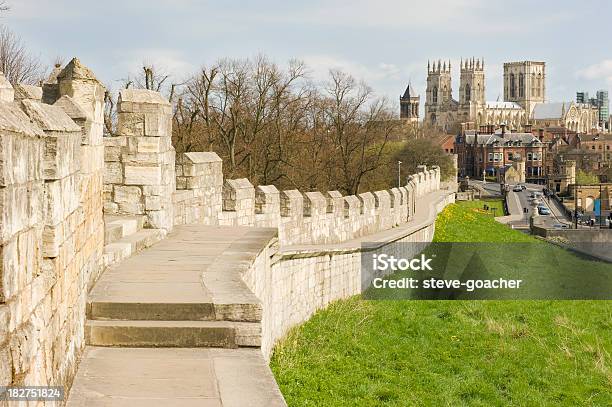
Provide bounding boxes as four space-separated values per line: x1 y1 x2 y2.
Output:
398 161 402 188
574 185 578 229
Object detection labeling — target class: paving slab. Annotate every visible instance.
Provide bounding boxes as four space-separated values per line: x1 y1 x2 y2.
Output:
67 347 286 407
69 225 284 406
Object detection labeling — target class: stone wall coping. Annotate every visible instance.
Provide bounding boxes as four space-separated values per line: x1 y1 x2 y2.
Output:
14 84 42 101
257 185 279 194
282 190 303 199
21 99 81 132
53 95 88 120
119 89 170 106
0 102 44 136
273 190 453 262
304 191 326 202
182 151 222 164
225 178 254 190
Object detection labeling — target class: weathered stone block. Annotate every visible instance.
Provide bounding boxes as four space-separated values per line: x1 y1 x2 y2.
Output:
124 166 162 185
104 162 123 185
114 186 142 204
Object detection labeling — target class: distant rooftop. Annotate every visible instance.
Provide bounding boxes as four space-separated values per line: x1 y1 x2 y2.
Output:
485 101 523 109
532 102 568 120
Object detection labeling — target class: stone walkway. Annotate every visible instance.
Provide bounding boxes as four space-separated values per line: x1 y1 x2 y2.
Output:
67 225 286 406
67 191 454 406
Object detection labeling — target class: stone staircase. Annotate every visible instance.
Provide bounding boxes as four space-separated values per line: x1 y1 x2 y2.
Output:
68 225 286 406
86 225 272 349
102 215 166 268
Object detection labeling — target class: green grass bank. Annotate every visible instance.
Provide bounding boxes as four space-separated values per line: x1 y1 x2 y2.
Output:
270 200 612 406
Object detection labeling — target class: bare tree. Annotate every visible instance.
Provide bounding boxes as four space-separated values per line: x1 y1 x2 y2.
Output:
324 69 397 194
0 25 45 84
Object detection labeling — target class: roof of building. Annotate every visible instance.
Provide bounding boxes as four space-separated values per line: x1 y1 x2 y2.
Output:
485 101 523 109
532 102 568 119
463 132 540 146
401 84 419 99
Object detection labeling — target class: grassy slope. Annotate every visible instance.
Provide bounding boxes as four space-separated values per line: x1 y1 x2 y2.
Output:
271 202 612 406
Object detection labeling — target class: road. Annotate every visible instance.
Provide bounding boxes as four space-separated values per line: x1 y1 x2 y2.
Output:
510 183 571 229
470 180 572 229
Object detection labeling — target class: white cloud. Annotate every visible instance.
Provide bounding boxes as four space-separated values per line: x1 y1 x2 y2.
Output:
577 60 612 85
250 0 571 34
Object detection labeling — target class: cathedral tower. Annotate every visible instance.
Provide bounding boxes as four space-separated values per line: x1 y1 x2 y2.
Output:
425 60 452 126
503 61 545 116
400 83 419 123
459 58 485 106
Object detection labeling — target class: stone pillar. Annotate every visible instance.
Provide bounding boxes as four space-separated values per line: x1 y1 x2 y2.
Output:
280 190 304 244
357 192 375 234
221 178 255 226
105 89 175 231
175 152 222 225
255 185 281 228
326 191 344 242
303 191 327 243
373 190 392 230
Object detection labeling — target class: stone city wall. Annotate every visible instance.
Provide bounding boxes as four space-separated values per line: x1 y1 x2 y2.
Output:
0 63 449 402
214 165 439 246
244 191 455 358
100 87 441 246
0 58 106 396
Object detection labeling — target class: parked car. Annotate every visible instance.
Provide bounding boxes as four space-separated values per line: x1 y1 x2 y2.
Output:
512 185 522 192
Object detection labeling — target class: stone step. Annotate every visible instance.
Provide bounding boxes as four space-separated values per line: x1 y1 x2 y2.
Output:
104 215 146 245
87 300 262 322
103 229 166 269
85 320 261 348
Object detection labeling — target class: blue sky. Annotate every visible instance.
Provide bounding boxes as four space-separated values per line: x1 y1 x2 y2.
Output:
6 0 612 107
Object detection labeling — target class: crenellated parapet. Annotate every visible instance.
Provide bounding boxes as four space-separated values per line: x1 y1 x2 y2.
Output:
1 59 448 399
187 157 441 246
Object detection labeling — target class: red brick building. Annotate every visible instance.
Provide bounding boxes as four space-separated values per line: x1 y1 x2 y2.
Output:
455 126 546 183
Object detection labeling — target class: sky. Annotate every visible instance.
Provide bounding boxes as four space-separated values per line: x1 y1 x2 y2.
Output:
5 0 612 110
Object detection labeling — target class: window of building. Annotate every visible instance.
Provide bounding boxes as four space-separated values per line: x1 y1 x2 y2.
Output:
432 86 438 104
519 73 524 97
527 152 533 161
488 153 493 162
592 145 596 150
465 84 471 102
510 73 516 98
508 153 514 161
